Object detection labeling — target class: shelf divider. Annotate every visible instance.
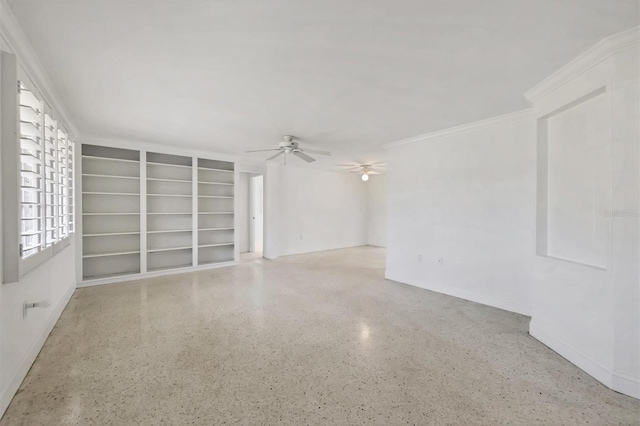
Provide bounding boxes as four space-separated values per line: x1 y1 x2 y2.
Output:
193 156 198 266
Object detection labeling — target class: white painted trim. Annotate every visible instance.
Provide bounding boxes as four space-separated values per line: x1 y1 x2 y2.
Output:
524 26 640 103
77 260 238 288
385 270 531 317
529 320 612 387
0 0 78 137
0 281 75 416
383 26 639 152
383 109 532 150
530 320 639 400
612 372 640 400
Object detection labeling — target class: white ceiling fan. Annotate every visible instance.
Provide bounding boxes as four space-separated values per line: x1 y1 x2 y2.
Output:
339 163 385 181
246 135 331 163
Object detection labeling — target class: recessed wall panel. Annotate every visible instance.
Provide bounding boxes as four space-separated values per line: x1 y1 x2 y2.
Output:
539 87 611 269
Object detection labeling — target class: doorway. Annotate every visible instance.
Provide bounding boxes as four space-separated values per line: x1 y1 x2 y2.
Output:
239 172 263 258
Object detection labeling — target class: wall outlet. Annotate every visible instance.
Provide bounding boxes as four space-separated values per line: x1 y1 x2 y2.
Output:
437 257 444 266
418 254 423 262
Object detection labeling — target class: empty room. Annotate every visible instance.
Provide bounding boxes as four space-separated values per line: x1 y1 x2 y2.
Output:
0 0 639 424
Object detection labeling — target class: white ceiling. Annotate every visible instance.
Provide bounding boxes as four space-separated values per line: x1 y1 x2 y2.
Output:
7 0 639 166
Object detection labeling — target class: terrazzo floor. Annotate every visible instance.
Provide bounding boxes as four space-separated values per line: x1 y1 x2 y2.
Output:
1 246 638 425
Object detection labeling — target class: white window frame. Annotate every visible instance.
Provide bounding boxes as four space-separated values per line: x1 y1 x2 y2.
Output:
2 58 75 281
17 72 54 275
53 121 71 254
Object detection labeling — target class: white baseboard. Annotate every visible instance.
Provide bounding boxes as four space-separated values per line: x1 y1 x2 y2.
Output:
529 320 613 386
78 261 238 288
0 281 76 417
385 271 531 316
530 320 639 400
612 372 640 400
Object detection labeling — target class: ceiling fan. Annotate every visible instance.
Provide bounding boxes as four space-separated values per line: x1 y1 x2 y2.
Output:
246 135 331 163
339 163 385 181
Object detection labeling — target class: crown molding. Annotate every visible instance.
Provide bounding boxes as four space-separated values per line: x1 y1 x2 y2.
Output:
382 108 532 150
383 26 639 151
524 26 640 103
0 0 79 137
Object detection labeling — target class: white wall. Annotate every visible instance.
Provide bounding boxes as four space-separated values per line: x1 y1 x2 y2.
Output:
366 175 386 247
0 246 75 415
529 40 639 399
273 165 368 257
385 112 536 316
385 30 639 399
0 32 76 416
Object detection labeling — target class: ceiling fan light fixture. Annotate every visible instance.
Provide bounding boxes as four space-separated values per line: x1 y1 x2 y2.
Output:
361 173 369 181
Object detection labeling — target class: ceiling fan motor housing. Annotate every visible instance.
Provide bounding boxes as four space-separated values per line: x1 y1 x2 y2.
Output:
279 140 299 152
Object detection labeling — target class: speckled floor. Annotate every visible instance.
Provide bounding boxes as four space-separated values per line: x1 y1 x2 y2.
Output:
2 247 639 425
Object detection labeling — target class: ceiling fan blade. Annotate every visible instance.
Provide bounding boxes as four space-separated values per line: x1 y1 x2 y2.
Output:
246 149 278 153
303 148 331 156
266 151 284 161
293 151 316 163
368 170 381 175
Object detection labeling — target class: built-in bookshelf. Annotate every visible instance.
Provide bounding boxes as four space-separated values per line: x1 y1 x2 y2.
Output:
197 158 235 265
146 152 193 272
81 145 141 280
79 145 236 284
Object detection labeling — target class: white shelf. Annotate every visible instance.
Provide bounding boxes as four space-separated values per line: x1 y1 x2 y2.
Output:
147 161 191 169
148 229 192 234
198 258 234 266
147 246 192 253
198 212 234 215
147 212 192 215
84 232 140 237
82 173 139 180
198 181 234 186
147 178 191 183
147 264 192 273
199 243 234 248
82 155 139 164
83 271 140 281
198 195 233 199
82 212 139 216
147 194 191 198
83 192 139 196
197 167 234 173
83 250 141 259
199 227 234 231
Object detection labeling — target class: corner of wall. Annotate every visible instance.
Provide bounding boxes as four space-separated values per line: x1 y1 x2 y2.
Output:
0 280 75 416
529 319 614 388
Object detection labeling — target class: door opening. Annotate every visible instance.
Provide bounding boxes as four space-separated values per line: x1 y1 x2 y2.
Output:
249 174 263 255
239 172 263 259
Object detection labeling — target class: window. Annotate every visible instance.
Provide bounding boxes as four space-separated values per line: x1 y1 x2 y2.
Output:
43 111 57 247
19 81 44 258
68 137 75 234
57 127 69 239
18 79 74 268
